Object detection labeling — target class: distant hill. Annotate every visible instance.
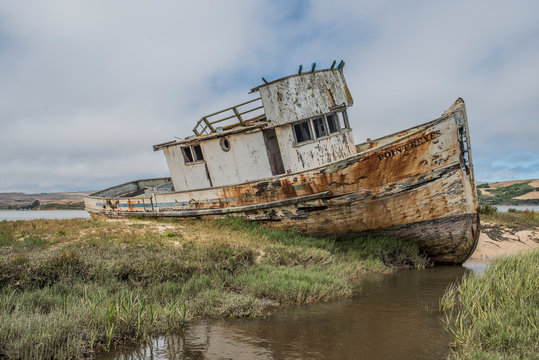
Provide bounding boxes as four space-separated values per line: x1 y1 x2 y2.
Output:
477 179 539 205
0 191 91 210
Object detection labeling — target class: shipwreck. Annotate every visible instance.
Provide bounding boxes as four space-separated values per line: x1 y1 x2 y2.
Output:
85 63 480 264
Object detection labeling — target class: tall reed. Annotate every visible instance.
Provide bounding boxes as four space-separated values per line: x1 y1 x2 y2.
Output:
441 250 538 359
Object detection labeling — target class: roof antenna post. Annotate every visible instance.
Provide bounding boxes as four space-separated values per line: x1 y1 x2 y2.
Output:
330 60 336 69
262 77 268 84
337 60 345 69
311 62 316 72
298 65 302 74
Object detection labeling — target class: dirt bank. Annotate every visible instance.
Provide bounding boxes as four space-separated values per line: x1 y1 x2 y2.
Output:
467 221 538 262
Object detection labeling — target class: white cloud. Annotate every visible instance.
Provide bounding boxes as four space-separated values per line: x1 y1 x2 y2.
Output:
0 0 538 192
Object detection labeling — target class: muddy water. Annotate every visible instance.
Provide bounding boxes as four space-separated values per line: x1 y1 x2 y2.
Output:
100 266 475 360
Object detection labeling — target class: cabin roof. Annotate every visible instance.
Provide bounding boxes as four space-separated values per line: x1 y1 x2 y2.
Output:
249 68 344 93
152 121 269 151
154 64 347 152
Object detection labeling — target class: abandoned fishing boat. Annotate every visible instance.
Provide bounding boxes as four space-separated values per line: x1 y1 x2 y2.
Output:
85 64 480 264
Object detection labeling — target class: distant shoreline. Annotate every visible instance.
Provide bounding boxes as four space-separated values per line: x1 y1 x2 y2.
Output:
0 204 85 211
0 191 88 211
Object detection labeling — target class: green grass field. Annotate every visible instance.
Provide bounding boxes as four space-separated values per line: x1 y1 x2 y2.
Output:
477 181 539 205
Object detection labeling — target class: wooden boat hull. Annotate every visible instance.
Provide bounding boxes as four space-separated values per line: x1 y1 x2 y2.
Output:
85 100 479 264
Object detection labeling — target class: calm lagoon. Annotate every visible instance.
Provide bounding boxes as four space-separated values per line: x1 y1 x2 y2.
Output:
0 210 90 221
495 205 539 212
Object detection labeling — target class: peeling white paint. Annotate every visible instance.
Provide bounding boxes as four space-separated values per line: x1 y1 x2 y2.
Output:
258 69 353 126
276 126 356 173
163 146 211 191
203 130 273 187
160 69 357 191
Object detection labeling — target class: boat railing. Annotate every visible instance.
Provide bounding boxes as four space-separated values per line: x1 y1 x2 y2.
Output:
192 97 265 136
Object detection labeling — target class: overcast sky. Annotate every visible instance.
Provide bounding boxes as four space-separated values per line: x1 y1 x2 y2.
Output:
1 1 538 193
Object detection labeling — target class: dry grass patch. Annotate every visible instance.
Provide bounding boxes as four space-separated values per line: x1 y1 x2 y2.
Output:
512 191 539 200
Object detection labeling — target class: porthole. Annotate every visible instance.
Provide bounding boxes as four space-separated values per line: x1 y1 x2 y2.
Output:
220 137 231 152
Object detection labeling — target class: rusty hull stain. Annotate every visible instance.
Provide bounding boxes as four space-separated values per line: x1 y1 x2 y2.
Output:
194 121 456 211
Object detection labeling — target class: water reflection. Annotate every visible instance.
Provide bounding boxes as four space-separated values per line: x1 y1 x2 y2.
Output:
99 266 471 360
462 261 489 274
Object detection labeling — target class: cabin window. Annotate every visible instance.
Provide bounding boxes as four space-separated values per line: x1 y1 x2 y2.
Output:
193 145 204 161
326 114 339 134
293 110 350 146
220 137 231 152
182 147 194 163
293 120 312 143
182 144 205 164
337 111 349 130
312 117 328 138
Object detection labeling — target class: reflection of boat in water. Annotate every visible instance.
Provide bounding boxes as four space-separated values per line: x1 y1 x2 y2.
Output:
85 64 479 264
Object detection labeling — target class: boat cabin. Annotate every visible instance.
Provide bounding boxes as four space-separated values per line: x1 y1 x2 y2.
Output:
153 67 356 192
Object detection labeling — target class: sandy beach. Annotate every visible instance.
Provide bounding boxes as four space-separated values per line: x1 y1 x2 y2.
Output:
467 221 538 262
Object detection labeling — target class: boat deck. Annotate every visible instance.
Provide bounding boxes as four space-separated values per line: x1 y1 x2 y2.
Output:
89 178 172 199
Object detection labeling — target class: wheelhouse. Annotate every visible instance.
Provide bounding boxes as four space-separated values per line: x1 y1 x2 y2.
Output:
153 67 356 192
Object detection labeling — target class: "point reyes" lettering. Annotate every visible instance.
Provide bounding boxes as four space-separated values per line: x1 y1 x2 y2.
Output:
377 130 441 161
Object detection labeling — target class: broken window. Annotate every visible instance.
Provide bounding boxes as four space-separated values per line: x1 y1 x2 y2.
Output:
293 110 351 146
326 114 339 134
293 120 312 144
312 117 328 138
182 147 194 163
182 144 204 164
193 145 204 161
337 111 349 130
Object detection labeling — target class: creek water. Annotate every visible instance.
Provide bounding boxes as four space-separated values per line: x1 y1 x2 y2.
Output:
98 265 481 360
494 205 539 212
0 210 90 221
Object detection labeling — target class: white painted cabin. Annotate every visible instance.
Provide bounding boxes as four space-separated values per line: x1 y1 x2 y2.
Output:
153 67 356 192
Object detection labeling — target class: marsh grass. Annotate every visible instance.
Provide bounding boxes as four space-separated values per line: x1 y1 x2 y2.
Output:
0 216 428 359
440 250 538 359
233 264 356 304
481 209 538 228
